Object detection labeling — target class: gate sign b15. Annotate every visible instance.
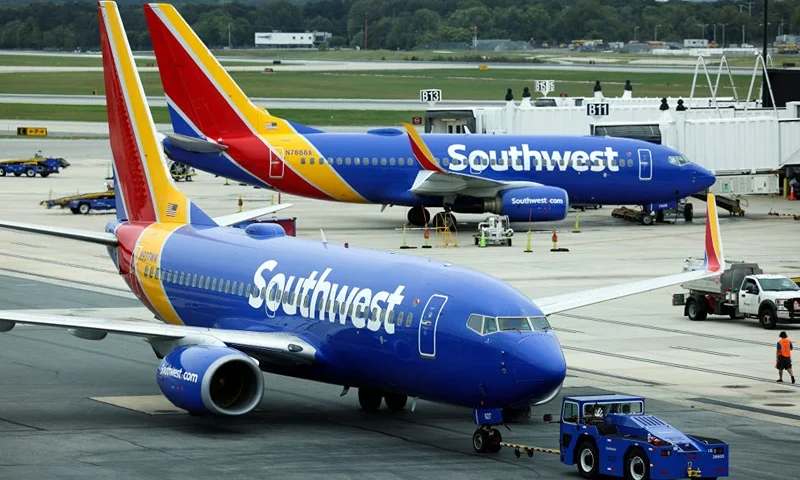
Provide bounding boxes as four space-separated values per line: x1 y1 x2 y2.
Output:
420 89 442 103
586 103 610 116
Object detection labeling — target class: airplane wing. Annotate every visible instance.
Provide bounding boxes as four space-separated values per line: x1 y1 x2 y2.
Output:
0 220 118 246
402 123 538 197
532 193 725 316
0 311 317 365
212 203 294 227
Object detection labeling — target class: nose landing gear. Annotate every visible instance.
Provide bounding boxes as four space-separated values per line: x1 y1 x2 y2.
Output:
472 407 505 453
472 425 503 453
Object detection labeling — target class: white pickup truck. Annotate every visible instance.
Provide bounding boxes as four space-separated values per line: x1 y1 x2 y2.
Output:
673 260 800 329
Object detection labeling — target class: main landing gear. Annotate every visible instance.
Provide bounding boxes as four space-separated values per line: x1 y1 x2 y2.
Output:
358 387 408 412
407 206 458 230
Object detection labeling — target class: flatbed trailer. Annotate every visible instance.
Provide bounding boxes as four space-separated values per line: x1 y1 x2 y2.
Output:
41 190 116 214
0 156 70 178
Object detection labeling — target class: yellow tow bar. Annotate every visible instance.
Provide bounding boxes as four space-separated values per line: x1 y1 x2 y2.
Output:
499 442 560 458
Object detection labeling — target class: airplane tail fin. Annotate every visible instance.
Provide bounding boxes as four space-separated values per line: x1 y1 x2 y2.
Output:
144 3 297 140
703 193 724 273
402 122 447 173
99 0 215 227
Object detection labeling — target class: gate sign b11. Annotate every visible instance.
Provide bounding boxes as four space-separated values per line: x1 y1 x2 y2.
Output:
420 89 442 103
586 103 610 116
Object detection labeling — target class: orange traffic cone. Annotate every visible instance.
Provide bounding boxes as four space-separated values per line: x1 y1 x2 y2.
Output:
550 227 569 252
790 188 796 201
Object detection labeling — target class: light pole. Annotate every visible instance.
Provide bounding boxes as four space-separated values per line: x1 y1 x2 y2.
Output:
721 23 728 47
713 23 717 43
697 23 708 39
655 24 661 41
227 23 232 49
634 26 639 41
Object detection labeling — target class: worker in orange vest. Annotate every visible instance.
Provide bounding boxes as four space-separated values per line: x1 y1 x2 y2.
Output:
776 331 795 384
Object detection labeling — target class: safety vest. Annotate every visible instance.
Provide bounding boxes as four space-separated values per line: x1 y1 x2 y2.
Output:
779 338 792 358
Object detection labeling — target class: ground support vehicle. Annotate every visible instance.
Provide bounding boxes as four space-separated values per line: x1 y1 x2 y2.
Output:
560 394 729 479
673 261 800 329
0 156 70 178
612 200 694 226
473 215 514 246
168 161 196 182
41 191 116 215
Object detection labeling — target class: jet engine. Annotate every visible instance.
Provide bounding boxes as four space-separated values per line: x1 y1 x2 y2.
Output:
156 345 265 415
451 186 569 222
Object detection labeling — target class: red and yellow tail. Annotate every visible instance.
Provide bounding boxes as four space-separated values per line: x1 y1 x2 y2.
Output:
143 2 285 140
99 1 214 226
703 193 724 273
143 3 367 204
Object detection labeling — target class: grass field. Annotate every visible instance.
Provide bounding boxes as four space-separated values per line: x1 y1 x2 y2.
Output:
208 47 798 67
0 68 754 99
0 53 274 67
2 49 794 69
0 103 422 126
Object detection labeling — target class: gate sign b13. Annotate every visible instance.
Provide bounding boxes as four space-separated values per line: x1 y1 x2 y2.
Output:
420 89 442 103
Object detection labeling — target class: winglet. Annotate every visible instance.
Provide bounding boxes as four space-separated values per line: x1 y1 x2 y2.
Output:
402 122 446 173
703 193 724 273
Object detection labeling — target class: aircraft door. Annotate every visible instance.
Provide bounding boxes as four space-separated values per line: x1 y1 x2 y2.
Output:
418 294 448 358
269 147 285 179
638 149 652 181
130 244 142 277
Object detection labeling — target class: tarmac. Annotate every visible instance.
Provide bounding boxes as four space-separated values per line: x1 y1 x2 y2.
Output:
1 137 800 479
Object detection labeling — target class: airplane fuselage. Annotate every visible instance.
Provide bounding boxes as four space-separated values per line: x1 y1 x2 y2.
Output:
107 219 566 410
165 130 716 208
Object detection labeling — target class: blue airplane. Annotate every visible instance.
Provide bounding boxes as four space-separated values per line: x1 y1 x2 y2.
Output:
144 2 716 229
0 1 725 455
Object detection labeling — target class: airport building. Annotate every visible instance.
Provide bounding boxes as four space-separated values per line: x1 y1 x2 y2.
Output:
254 31 331 49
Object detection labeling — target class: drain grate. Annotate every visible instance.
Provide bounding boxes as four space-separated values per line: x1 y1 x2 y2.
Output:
722 385 749 389
767 389 795 394
764 403 796 407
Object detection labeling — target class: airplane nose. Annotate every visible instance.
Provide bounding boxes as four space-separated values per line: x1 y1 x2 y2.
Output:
693 165 716 190
511 333 567 402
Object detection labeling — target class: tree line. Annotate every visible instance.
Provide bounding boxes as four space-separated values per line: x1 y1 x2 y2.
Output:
1 0 799 52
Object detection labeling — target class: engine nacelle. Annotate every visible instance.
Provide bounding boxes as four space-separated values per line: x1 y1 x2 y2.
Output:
157 345 264 416
497 186 569 222
451 186 569 222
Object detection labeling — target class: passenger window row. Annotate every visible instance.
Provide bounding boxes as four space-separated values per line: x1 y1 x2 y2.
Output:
296 156 632 169
140 265 415 327
450 157 628 168
299 157 415 167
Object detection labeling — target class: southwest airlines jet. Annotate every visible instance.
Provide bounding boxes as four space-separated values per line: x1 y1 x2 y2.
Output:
0 1 725 455
144 3 715 229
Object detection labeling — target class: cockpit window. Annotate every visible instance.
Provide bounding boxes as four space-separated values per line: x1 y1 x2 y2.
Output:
668 155 691 166
497 317 532 331
467 314 483 334
529 316 552 331
484 317 498 334
466 315 551 335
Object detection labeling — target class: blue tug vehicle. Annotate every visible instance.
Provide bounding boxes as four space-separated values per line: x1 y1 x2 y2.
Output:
559 394 728 480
